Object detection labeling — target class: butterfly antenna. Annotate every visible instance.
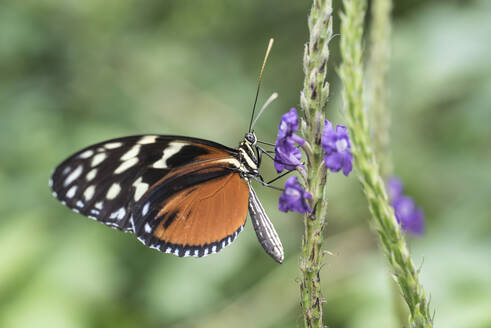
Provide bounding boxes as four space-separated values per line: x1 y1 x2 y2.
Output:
249 38 274 133
251 92 278 130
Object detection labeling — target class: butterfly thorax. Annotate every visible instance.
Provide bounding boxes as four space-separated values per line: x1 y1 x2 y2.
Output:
237 132 259 178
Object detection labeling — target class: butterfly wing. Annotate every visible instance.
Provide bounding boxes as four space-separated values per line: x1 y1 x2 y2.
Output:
133 163 250 257
49 135 238 233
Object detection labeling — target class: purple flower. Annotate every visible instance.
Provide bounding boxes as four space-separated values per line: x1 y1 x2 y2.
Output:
274 139 302 172
321 120 353 176
388 177 425 235
277 108 299 139
387 177 404 200
279 176 312 213
274 108 305 173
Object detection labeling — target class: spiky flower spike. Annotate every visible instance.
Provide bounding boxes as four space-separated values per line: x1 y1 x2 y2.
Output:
339 0 433 326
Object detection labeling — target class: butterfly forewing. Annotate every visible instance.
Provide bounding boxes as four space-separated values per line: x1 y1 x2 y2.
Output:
50 135 240 236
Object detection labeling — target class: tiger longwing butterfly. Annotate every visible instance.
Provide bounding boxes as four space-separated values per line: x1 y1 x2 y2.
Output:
49 39 284 263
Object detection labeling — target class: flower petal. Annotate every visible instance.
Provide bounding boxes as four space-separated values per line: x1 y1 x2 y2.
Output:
321 119 353 176
274 139 302 173
324 152 343 172
274 108 306 173
388 178 425 236
341 151 353 176
278 176 312 213
387 177 403 200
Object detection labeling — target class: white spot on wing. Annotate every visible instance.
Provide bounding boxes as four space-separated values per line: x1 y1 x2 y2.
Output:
64 165 82 187
165 247 172 254
66 185 78 198
48 178 53 187
148 244 160 251
106 183 121 200
121 145 140 161
129 215 136 232
132 177 149 201
203 248 209 256
138 135 157 144
104 142 122 149
114 157 138 174
211 245 217 253
95 201 103 210
144 223 152 233
76 200 84 208
83 185 95 201
142 202 150 216
110 208 126 220
184 250 190 257
91 153 107 167
62 166 72 175
152 141 188 168
117 208 126 220
79 150 94 159
86 168 97 181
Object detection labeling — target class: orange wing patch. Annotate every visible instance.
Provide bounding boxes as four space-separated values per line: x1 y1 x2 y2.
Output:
153 172 249 247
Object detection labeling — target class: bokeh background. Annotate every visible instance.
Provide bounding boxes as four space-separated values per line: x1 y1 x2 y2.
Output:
1 0 490 327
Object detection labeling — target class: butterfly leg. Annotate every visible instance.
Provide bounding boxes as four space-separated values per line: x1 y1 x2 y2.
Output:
266 170 293 184
256 140 275 147
248 175 284 192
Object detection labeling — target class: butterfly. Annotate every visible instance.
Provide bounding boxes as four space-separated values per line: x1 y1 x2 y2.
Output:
49 39 285 263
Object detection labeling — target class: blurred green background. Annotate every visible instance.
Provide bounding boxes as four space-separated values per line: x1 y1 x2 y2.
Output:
1 0 490 327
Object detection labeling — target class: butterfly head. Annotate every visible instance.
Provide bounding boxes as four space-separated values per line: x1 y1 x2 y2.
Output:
244 132 257 146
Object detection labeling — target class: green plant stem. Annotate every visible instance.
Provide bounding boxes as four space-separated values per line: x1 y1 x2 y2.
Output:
366 0 410 324
366 0 392 178
339 0 434 327
298 0 333 327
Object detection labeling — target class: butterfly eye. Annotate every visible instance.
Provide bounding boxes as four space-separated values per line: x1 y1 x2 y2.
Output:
245 133 256 144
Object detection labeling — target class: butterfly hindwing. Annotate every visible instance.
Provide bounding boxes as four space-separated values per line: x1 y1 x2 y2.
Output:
133 163 250 257
50 135 237 233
